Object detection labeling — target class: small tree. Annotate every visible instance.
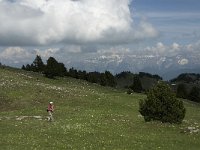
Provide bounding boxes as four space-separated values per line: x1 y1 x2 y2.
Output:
25 64 31 71
139 82 186 123
44 57 66 78
32 55 45 72
21 65 26 70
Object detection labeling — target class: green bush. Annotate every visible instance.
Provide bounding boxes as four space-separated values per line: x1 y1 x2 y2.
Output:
139 82 186 123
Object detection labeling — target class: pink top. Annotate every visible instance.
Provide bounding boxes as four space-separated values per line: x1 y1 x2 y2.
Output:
47 104 54 112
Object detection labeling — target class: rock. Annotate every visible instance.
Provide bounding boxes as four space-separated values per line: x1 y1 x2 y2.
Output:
33 116 42 119
188 127 196 130
193 129 199 133
137 114 143 118
182 126 200 134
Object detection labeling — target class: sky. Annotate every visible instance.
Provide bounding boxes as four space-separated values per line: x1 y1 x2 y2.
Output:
0 0 200 72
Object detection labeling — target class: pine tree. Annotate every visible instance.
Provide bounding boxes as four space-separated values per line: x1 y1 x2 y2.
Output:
32 55 45 72
139 82 186 123
25 64 31 71
21 65 26 70
44 57 59 78
44 57 67 78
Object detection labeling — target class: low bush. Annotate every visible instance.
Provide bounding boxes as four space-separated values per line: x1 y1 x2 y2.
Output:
139 82 186 124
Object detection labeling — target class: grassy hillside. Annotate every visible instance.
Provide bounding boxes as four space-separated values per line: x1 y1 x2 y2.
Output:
0 67 200 150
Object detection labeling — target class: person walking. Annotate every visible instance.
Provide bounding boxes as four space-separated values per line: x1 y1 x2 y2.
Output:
47 102 54 121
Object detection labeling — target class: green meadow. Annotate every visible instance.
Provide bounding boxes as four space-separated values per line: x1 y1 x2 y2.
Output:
0 67 200 150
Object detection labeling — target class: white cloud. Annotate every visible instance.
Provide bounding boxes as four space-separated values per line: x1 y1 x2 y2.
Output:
0 46 61 65
34 48 59 59
178 59 189 65
0 47 33 59
0 0 157 46
97 47 130 55
171 43 180 51
186 40 200 52
136 21 158 39
144 42 183 56
0 47 35 66
156 42 166 54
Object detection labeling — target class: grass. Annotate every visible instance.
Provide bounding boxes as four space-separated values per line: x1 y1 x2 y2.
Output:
0 67 200 149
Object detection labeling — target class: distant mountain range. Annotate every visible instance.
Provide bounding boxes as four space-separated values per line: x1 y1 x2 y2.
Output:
66 54 200 81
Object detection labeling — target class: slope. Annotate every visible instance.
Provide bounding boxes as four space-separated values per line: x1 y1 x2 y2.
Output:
0 67 200 150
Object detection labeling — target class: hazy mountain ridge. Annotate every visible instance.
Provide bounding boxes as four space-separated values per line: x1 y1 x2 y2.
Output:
67 53 200 80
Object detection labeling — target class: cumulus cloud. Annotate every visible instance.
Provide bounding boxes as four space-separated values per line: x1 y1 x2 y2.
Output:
1 40 199 68
97 47 130 54
34 48 59 59
144 42 182 56
0 47 33 59
0 47 35 66
178 58 189 65
0 0 157 46
0 46 62 66
186 40 200 52
171 43 180 51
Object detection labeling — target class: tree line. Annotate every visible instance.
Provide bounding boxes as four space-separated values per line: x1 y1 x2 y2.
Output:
170 73 200 103
176 83 200 103
22 55 116 87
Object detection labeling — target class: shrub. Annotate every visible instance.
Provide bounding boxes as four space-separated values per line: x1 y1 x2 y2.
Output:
139 82 186 123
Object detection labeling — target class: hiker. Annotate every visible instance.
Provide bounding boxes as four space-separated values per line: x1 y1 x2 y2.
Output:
47 102 54 121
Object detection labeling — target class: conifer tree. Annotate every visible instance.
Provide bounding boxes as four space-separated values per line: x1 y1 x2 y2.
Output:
25 64 31 71
32 55 45 72
139 82 186 123
21 65 26 70
44 57 66 78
